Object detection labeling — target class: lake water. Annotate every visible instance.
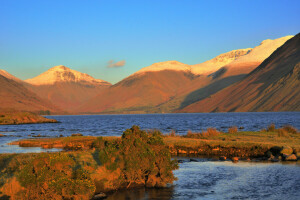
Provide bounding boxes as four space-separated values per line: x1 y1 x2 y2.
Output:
106 160 300 200
0 112 299 153
1 112 300 199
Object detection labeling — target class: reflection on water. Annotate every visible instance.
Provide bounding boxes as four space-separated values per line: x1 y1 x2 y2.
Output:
107 161 300 200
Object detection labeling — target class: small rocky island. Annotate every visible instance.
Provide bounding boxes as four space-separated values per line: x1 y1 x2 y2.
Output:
0 111 57 125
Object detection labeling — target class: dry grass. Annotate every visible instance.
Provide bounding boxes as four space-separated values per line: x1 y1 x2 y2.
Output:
267 124 276 132
228 126 238 134
184 128 220 139
282 125 298 134
8 124 300 153
277 128 289 137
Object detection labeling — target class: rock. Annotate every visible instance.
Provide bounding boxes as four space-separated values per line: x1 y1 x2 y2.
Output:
59 134 64 137
232 157 239 162
280 146 293 155
0 134 4 137
93 192 107 199
267 154 275 161
71 133 83 137
41 144 53 149
32 134 42 137
269 146 282 156
284 154 297 161
190 158 198 162
271 157 280 162
265 151 273 158
239 127 244 129
177 159 184 163
219 156 227 161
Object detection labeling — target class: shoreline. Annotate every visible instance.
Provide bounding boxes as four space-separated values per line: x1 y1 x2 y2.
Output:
7 128 300 162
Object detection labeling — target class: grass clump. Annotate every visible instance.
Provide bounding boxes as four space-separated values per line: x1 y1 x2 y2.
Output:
184 128 220 139
277 128 289 137
228 126 238 134
282 125 298 134
267 124 276 132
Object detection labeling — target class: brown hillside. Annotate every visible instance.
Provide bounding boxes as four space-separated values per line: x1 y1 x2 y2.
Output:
77 70 208 113
26 82 110 112
0 74 60 113
179 33 300 112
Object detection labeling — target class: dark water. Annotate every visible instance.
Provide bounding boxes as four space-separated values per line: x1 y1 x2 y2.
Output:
106 161 300 200
0 112 299 153
1 112 300 199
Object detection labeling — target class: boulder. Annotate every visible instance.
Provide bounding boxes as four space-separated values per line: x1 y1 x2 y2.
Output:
93 193 107 200
269 146 282 156
0 134 4 137
232 157 239 162
265 151 273 158
190 158 198 162
219 156 227 161
271 157 280 162
280 146 293 155
284 154 297 161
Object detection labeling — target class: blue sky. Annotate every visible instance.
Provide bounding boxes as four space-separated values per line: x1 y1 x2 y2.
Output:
0 0 299 84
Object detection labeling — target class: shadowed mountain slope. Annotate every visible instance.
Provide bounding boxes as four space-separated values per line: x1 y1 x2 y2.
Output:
179 33 300 113
77 70 205 113
0 74 60 113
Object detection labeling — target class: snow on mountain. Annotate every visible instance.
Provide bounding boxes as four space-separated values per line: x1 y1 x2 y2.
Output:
25 65 111 86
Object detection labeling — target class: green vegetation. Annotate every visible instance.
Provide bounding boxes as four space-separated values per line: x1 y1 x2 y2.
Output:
0 126 177 199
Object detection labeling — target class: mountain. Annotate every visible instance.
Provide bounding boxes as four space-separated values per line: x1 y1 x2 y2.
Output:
77 68 203 113
191 48 252 75
26 65 110 86
78 35 294 114
77 49 253 114
0 74 60 113
179 33 300 112
211 35 294 78
24 66 111 111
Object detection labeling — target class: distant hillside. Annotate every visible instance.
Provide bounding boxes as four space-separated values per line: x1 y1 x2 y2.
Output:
0 74 60 113
179 33 300 112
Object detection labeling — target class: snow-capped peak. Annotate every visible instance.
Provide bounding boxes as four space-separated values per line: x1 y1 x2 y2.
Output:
25 65 111 86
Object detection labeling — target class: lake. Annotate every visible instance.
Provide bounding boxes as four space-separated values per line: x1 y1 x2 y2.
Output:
0 112 300 199
106 160 300 200
0 112 299 153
